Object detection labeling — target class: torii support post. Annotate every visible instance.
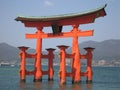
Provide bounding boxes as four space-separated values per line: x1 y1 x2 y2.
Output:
57 45 69 85
46 48 56 81
18 46 29 82
84 47 95 83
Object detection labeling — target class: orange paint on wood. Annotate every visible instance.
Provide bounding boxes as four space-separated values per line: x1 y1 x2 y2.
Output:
34 28 43 81
84 47 95 83
18 46 29 82
16 5 106 83
46 48 55 80
57 45 69 84
72 25 81 84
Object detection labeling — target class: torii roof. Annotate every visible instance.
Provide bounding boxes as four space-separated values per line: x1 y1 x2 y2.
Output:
15 4 107 27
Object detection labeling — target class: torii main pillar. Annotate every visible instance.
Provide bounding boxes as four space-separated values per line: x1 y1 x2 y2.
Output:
72 25 81 83
34 27 43 81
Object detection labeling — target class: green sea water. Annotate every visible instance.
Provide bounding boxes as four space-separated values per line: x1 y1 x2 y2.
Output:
0 65 120 90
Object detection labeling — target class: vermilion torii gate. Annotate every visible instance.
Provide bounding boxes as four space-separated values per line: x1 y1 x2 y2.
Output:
16 5 106 84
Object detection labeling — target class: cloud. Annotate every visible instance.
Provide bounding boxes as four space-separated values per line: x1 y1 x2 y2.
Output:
106 0 115 2
44 0 54 7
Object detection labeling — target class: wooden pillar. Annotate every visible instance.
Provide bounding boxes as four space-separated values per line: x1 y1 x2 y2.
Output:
18 46 29 82
84 47 95 83
46 48 56 81
57 45 69 85
34 27 43 82
72 25 81 84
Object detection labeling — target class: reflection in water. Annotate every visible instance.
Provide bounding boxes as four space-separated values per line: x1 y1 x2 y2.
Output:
59 85 67 90
20 81 92 90
20 81 54 90
71 84 82 90
86 83 92 90
59 83 92 90
34 82 42 90
20 82 26 90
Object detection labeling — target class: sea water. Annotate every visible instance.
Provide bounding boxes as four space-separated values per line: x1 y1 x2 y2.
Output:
0 65 120 90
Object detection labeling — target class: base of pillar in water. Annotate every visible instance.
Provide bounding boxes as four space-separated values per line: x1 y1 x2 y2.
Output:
72 80 81 84
33 78 42 82
86 80 92 83
48 78 53 81
20 79 26 82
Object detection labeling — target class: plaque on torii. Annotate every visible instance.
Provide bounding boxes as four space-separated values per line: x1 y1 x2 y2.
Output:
15 4 106 84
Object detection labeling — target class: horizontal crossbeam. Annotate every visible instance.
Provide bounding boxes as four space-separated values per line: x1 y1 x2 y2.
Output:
26 30 94 39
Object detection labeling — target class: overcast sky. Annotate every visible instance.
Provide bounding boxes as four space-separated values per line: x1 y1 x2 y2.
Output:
0 0 120 50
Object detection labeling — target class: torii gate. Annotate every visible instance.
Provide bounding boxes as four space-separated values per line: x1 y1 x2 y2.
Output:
15 4 106 84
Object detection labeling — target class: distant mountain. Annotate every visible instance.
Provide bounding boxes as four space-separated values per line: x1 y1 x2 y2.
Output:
0 39 120 64
67 39 120 61
0 43 35 64
0 43 19 63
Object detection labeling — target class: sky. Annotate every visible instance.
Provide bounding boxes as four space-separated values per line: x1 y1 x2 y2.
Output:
0 0 120 50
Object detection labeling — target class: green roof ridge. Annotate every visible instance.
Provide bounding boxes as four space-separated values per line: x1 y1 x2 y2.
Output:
16 4 106 19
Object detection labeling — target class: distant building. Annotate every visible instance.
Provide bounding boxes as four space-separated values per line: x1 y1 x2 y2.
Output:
98 60 106 66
